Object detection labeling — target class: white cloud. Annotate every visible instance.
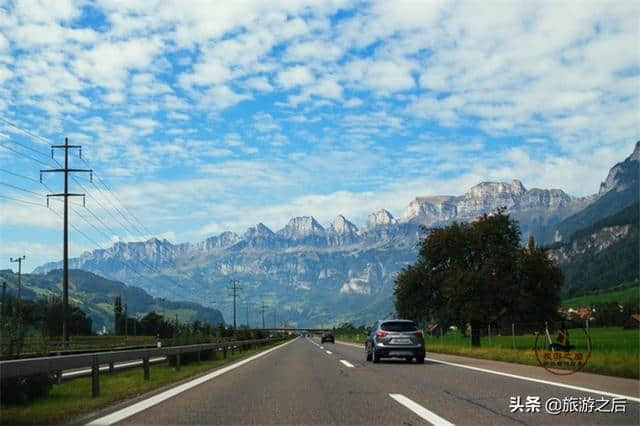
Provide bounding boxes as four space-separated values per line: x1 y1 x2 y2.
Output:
277 66 314 88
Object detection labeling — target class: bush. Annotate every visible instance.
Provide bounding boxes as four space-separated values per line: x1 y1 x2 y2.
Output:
0 373 55 404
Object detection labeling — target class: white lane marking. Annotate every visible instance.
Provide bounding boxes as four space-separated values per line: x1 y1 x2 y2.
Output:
336 340 640 403
326 350 332 355
320 346 324 349
87 338 298 425
389 393 454 426
336 340 364 348
425 357 640 403
340 359 354 368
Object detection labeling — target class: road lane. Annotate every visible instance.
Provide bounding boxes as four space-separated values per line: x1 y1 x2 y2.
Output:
329 338 639 425
115 337 427 425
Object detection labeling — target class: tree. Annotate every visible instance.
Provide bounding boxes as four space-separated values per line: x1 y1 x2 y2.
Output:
394 210 564 347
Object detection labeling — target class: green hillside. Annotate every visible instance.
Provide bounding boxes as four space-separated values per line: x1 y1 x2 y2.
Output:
554 200 639 297
562 280 640 308
0 269 224 332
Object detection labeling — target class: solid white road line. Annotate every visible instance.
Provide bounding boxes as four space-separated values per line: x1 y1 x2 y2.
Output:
326 350 332 355
87 338 298 426
320 346 324 349
424 357 640 404
340 359 354 368
334 340 640 403
389 393 454 426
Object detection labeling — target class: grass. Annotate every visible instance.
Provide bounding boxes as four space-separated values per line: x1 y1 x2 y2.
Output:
562 280 639 308
335 327 640 379
1 340 287 425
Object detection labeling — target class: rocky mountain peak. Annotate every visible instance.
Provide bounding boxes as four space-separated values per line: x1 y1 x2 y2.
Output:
277 216 325 239
244 223 274 239
328 215 358 235
599 141 640 195
467 179 527 199
362 209 394 231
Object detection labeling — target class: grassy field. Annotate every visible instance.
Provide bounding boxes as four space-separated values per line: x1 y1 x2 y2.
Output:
0 340 287 425
335 327 640 379
562 281 639 308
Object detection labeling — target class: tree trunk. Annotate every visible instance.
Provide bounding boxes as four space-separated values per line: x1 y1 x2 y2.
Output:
471 321 481 347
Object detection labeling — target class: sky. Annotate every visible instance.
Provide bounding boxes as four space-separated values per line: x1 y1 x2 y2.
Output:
0 0 638 272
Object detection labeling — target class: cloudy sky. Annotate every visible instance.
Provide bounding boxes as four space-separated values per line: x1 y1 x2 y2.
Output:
0 0 637 271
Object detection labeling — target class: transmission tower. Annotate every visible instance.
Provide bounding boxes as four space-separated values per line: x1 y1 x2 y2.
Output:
41 138 92 344
227 279 242 330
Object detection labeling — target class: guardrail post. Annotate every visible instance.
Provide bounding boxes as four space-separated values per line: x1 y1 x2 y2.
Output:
109 362 114 373
143 356 150 380
176 352 181 370
91 357 100 397
56 370 63 384
223 346 227 359
196 349 201 363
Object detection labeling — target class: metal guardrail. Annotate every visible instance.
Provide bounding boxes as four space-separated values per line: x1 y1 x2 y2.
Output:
0 337 282 397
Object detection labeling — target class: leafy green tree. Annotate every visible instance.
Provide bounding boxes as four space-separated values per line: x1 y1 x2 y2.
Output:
394 210 563 347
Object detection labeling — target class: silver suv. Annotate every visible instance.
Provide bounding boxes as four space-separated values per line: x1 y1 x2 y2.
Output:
366 319 425 364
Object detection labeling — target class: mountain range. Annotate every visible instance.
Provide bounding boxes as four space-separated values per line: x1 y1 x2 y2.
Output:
0 269 224 331
33 142 640 326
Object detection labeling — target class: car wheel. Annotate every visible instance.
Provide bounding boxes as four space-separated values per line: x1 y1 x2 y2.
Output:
416 357 425 364
373 350 380 363
366 348 372 361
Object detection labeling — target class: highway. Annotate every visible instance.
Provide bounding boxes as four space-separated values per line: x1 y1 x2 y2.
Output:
88 337 639 425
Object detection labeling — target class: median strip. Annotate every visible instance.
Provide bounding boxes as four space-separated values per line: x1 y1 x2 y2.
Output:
389 393 454 426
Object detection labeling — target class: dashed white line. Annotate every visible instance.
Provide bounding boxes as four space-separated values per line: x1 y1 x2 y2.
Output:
334 340 640 403
326 350 332 355
340 359 354 368
389 393 454 426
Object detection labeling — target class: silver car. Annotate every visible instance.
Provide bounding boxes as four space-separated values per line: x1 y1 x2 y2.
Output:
365 319 425 363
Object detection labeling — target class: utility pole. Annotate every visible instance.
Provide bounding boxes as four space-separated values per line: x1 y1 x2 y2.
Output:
124 303 128 339
41 138 92 344
245 302 249 328
9 256 25 308
260 300 265 329
227 279 241 330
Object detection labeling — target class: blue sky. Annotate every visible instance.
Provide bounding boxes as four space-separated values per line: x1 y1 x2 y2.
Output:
0 0 638 271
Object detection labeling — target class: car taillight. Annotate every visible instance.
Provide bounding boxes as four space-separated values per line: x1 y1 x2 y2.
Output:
375 330 389 338
415 330 423 338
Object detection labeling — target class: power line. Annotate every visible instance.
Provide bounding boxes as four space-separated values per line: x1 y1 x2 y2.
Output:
0 143 53 167
0 168 42 184
0 194 46 207
0 116 51 145
0 182 46 198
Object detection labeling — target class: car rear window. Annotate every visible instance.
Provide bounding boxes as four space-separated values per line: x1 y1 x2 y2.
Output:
381 321 417 332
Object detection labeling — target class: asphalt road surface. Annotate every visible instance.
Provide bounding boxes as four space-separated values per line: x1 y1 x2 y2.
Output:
90 337 639 425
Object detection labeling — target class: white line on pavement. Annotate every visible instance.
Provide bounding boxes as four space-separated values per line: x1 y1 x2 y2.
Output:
340 359 354 368
389 393 454 426
320 346 324 349
326 350 332 355
334 340 640 403
424 357 640 403
86 338 298 426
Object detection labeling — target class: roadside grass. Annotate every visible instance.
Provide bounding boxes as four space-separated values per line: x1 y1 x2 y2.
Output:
335 327 639 379
0 340 286 425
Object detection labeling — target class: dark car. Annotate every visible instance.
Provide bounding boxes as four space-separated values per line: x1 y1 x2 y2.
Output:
321 331 335 343
366 319 425 363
